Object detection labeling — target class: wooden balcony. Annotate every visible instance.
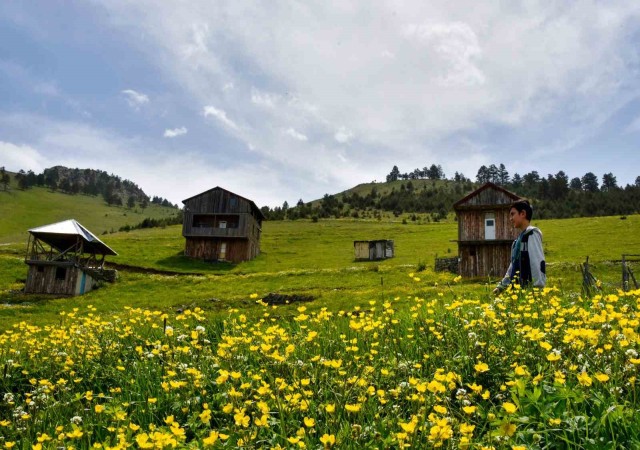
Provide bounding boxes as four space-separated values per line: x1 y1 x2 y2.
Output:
184 225 249 238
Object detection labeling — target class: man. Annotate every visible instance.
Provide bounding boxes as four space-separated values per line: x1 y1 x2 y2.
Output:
493 199 546 294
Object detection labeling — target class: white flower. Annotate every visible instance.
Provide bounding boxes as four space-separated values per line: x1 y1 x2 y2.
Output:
71 416 83 424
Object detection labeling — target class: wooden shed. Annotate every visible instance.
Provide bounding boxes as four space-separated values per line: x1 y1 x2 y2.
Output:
354 240 394 261
182 187 264 263
24 219 117 295
454 183 522 278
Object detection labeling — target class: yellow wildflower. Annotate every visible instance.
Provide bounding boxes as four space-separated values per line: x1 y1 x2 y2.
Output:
502 402 518 414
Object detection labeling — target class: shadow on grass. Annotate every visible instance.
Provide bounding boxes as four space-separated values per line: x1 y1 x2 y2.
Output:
156 251 236 274
0 289 64 305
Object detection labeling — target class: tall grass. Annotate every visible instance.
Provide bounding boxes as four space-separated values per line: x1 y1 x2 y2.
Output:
1 280 639 448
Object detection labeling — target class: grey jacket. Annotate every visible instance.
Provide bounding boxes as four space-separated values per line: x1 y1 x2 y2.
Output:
497 226 546 291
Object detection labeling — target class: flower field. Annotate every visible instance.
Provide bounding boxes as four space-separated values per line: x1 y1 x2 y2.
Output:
1 280 640 449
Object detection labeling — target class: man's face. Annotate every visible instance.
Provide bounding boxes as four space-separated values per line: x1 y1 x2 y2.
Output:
509 207 526 230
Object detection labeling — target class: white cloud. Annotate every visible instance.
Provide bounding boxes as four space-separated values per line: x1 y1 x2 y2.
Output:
380 50 395 59
203 105 239 131
251 88 281 108
0 141 46 173
181 23 210 59
334 127 354 144
284 128 308 142
402 21 485 87
163 126 188 138
121 89 149 109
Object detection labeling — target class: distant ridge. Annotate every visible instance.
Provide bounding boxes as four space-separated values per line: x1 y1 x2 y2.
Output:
42 166 149 205
0 166 181 244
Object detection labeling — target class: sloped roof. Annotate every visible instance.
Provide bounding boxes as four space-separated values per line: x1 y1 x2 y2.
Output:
28 219 117 256
453 182 521 209
182 186 265 220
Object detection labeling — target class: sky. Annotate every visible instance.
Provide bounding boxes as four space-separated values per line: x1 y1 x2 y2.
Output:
1 1 640 208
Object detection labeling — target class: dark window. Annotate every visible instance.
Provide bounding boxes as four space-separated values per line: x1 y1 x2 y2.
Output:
37 266 44 273
192 215 215 228
230 197 237 207
486 220 494 226
55 267 67 280
470 248 476 257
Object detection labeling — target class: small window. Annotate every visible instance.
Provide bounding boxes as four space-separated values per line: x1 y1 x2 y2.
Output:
55 267 67 280
486 219 494 226
229 198 237 207
37 266 44 273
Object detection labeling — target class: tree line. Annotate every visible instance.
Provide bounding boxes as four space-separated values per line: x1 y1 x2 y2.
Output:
3 166 179 209
475 164 640 218
261 163 640 220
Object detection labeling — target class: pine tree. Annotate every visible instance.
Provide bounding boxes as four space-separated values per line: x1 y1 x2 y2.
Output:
0 167 10 191
581 172 599 192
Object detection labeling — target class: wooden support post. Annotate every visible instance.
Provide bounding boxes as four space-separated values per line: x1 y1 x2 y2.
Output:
623 255 628 292
621 254 639 291
582 256 591 297
629 264 639 290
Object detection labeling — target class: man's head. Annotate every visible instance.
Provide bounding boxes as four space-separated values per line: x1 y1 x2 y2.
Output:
509 199 532 229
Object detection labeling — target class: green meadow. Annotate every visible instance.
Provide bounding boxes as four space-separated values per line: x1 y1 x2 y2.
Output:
2 190 640 448
1 213 639 331
1 213 640 448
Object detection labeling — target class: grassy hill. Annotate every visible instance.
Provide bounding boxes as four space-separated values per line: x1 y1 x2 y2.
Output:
325 178 459 201
307 178 465 208
0 179 180 244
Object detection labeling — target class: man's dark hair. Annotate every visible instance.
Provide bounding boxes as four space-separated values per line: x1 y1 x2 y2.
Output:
511 199 533 221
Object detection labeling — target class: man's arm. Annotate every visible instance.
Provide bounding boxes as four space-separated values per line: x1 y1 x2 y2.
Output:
528 231 546 287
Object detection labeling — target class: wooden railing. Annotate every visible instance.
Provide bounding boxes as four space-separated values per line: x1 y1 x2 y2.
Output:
184 226 249 238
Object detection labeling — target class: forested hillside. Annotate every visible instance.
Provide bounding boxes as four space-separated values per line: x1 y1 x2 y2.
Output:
261 163 640 221
0 166 182 242
1 166 178 209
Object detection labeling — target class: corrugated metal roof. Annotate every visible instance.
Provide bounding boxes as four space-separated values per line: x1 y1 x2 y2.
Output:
28 219 117 256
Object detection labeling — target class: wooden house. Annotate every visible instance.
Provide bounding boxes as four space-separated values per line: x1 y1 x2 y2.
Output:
182 187 264 263
354 240 394 261
24 219 117 295
453 183 522 278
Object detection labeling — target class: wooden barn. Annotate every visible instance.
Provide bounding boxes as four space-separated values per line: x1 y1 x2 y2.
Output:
354 240 394 261
24 219 117 295
182 187 264 263
454 183 522 278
